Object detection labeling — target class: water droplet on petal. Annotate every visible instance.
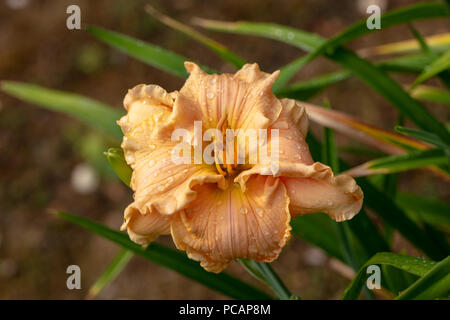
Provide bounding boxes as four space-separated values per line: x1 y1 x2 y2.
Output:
240 207 248 215
206 92 215 99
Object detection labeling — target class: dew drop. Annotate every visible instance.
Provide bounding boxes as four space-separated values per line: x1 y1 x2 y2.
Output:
157 185 164 191
167 177 174 183
206 92 215 99
240 207 248 215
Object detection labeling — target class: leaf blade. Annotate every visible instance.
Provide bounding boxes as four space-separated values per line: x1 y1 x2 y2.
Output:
342 252 436 300
87 26 216 77
56 211 272 300
0 81 123 140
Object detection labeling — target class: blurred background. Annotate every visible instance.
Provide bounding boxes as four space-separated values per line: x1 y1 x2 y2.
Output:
0 0 448 299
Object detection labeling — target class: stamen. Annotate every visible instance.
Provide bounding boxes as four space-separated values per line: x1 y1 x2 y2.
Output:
212 136 226 176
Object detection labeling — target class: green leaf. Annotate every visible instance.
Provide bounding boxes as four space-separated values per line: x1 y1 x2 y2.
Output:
369 149 447 171
87 249 133 299
274 2 449 90
277 70 352 100
407 23 435 59
87 26 216 77
397 256 450 300
395 125 449 150
313 2 449 59
358 178 448 260
345 148 449 177
197 14 450 145
359 32 450 56
321 101 359 270
239 260 292 300
55 211 272 300
278 53 437 100
396 193 450 230
306 134 390 263
145 5 246 69
411 85 450 106
307 134 448 260
104 148 132 185
193 18 324 52
329 49 450 146
411 49 450 89
291 213 344 262
0 81 123 140
342 252 436 300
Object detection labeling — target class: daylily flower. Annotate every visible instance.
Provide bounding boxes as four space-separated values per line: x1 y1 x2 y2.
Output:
118 62 363 273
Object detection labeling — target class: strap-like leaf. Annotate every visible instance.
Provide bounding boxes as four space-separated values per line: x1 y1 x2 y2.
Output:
411 49 450 89
0 81 123 140
410 85 450 106
344 149 449 177
396 193 450 230
87 26 216 77
359 33 450 57
342 252 436 300
87 249 133 299
195 6 450 145
396 256 450 300
55 211 272 300
145 5 246 69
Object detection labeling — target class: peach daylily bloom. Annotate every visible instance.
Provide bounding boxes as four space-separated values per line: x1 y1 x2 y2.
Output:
118 62 363 273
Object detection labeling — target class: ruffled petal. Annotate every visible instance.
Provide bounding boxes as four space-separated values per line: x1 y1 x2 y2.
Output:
131 146 225 215
170 175 291 273
119 83 226 216
121 204 171 246
118 84 176 167
237 162 363 222
251 98 313 170
170 62 282 134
